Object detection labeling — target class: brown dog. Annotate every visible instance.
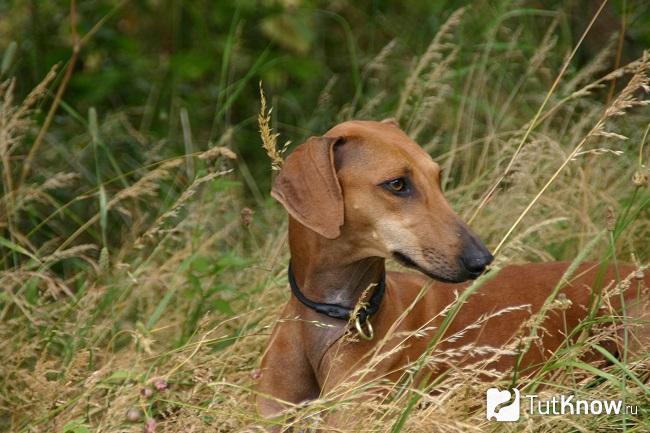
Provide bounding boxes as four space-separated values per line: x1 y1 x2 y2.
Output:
257 119 649 419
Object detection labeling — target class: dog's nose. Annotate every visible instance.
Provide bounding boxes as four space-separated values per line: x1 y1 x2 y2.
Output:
459 228 493 276
460 251 493 275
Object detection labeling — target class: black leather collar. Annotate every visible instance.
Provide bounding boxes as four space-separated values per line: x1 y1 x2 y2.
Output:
288 262 386 324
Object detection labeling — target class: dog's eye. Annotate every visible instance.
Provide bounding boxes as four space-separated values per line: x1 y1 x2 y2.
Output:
382 177 410 196
388 178 405 191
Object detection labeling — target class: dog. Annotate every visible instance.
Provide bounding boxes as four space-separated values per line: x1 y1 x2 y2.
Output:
256 119 649 421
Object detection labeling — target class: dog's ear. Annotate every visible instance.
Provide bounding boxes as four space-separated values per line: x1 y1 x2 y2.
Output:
381 118 399 128
271 136 344 239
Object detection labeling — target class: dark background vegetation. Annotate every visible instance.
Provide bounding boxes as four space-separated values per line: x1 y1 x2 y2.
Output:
4 0 649 192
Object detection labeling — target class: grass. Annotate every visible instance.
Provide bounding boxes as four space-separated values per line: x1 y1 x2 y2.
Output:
1 2 649 432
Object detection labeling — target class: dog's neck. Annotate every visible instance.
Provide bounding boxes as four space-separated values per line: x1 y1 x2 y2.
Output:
288 219 385 307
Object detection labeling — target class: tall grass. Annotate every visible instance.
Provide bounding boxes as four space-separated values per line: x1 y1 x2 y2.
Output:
0 2 648 432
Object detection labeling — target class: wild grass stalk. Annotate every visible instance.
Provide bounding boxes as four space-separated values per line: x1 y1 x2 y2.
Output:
467 0 610 226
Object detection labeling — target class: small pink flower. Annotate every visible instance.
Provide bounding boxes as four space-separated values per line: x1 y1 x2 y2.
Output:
125 407 143 422
144 418 157 433
153 378 168 391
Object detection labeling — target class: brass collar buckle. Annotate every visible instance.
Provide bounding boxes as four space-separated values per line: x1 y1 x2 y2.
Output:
354 315 374 340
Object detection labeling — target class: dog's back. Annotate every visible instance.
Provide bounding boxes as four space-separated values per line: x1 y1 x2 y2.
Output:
316 262 648 391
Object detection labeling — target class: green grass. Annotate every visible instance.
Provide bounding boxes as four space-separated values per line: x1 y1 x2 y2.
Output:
1 1 649 432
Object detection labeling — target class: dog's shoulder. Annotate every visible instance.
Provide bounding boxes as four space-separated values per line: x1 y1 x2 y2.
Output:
386 270 429 292
386 271 459 304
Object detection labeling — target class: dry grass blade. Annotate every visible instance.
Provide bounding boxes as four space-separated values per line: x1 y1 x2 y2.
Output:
258 82 289 171
494 52 649 255
468 0 610 225
396 7 464 121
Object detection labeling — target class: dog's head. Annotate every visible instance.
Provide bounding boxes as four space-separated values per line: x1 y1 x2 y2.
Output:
272 119 492 282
